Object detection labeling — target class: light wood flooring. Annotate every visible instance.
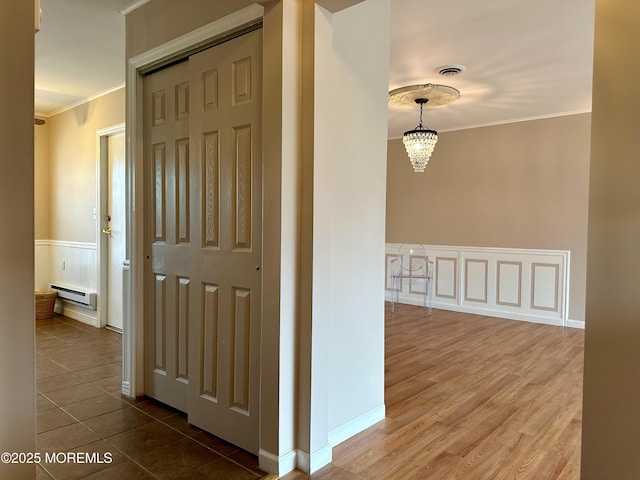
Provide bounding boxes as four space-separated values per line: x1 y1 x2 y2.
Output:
283 304 584 480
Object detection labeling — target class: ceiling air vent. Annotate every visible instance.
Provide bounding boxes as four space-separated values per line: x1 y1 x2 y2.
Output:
435 64 467 76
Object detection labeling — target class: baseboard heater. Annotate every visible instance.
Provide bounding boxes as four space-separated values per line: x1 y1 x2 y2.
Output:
48 284 97 310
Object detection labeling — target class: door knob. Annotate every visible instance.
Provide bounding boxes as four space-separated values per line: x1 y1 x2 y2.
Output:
102 227 112 235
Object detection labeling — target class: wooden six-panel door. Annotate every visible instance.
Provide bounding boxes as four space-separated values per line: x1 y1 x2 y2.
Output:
143 29 262 454
144 58 191 413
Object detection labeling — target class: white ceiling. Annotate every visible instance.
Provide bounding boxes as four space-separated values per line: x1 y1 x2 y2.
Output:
35 0 129 116
35 0 595 138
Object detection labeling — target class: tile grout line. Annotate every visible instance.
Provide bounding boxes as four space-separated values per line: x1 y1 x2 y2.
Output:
36 315 264 479
124 400 264 478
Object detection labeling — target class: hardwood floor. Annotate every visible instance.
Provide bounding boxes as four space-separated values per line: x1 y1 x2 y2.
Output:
283 304 584 480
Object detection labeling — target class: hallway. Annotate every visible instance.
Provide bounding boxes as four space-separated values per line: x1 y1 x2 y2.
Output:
35 314 266 480
35 305 584 479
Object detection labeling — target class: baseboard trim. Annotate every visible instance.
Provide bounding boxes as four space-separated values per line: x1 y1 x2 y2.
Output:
259 449 296 476
257 403 385 477
264 405 386 476
389 294 565 327
390 293 587 330
566 319 585 329
56 302 99 327
328 404 386 447
296 444 332 474
121 381 131 397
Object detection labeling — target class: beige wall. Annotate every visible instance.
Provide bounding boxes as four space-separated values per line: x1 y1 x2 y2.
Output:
126 0 258 58
386 113 591 321
35 120 50 240
0 1 36 479
47 88 125 243
581 0 640 477
260 0 301 461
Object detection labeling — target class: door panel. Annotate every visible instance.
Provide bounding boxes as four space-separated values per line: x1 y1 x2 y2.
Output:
144 59 191 413
187 29 262 454
143 30 262 454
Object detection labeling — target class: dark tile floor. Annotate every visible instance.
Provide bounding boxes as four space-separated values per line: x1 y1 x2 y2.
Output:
35 314 268 480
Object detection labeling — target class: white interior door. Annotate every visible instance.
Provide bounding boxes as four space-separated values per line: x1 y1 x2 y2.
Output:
143 29 262 454
106 132 126 330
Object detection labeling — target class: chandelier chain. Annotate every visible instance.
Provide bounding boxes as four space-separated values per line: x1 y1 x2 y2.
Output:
416 98 428 129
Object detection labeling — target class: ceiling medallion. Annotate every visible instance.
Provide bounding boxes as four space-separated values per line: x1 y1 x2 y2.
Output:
389 84 460 172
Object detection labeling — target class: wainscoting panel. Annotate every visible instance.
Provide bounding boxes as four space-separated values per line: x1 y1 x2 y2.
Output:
386 243 570 327
49 241 97 291
385 253 402 291
531 263 560 312
409 255 429 295
496 261 522 307
464 259 488 303
36 240 98 326
35 241 51 291
435 256 458 302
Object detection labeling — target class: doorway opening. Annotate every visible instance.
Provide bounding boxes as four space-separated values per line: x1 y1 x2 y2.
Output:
97 124 126 332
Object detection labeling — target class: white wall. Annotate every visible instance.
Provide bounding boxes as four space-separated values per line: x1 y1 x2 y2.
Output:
0 2 36 479
323 0 389 436
296 0 390 473
301 0 390 468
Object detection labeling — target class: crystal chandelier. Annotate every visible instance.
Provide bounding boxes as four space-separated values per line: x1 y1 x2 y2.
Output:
389 84 460 172
402 99 437 172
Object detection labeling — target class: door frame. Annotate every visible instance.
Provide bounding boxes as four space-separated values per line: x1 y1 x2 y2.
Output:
96 123 126 329
123 2 265 412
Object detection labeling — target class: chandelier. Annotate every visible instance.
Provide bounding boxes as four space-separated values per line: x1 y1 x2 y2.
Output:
389 84 460 172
